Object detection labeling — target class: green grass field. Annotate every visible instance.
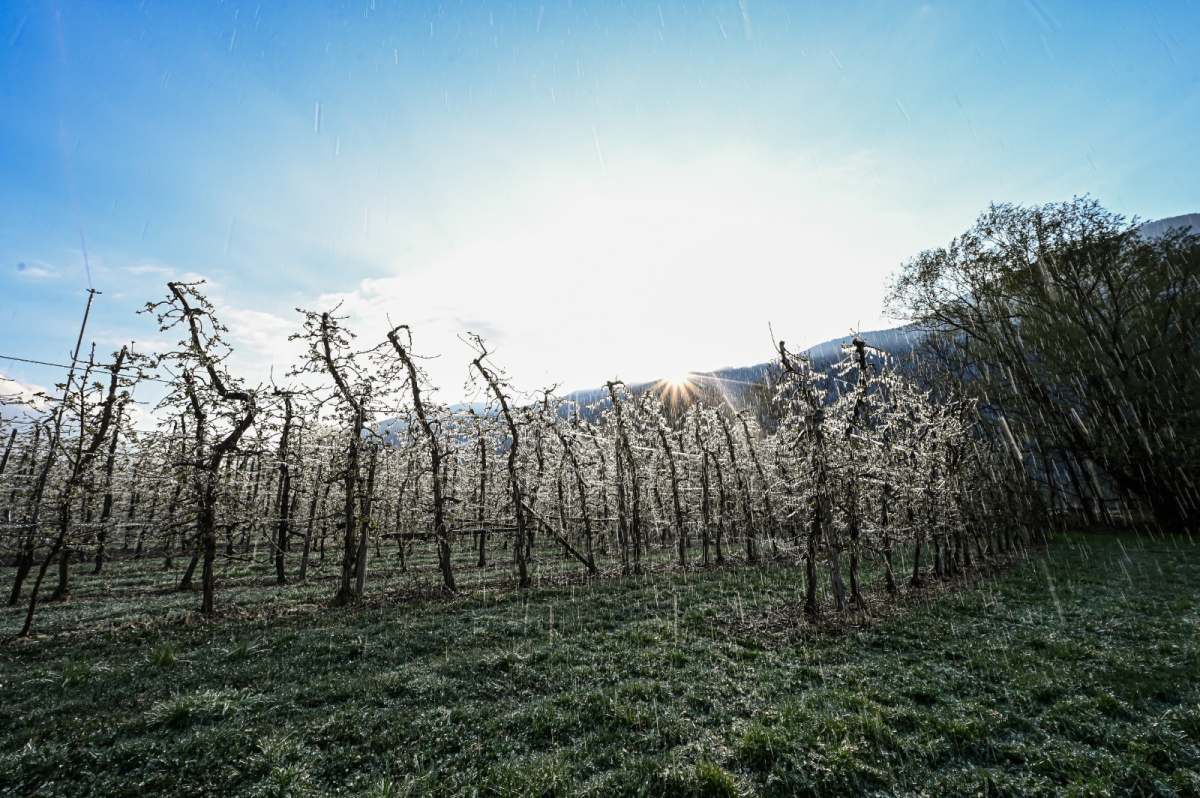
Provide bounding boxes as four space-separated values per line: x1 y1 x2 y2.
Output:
1 533 1198 796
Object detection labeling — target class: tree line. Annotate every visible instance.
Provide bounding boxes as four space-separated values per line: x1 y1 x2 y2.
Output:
888 197 1200 534
3 213 1093 637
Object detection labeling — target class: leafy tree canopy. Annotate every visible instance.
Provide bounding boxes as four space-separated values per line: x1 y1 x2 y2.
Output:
887 197 1200 531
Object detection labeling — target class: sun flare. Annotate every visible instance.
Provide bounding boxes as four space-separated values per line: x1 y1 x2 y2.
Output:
661 373 694 390
655 372 700 408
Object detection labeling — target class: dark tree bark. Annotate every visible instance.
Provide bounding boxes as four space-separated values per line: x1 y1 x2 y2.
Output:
470 338 530 588
477 428 488 567
22 342 127 636
717 411 756 563
299 464 323 582
553 424 596 571
606 382 643 574
655 424 687 567
694 419 713 568
92 399 127 574
161 282 258 616
738 413 780 558
273 393 294 584
388 326 455 592
314 311 367 605
354 445 378 596
6 424 41 606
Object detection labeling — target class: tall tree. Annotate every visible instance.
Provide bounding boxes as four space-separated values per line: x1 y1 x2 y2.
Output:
387 325 456 592
149 281 257 615
888 198 1200 532
291 308 376 604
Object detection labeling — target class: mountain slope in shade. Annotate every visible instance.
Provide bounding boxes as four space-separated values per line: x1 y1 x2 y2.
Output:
432 326 920 423
1138 213 1200 240
502 212 1200 417
561 325 922 413
647 210 1200 408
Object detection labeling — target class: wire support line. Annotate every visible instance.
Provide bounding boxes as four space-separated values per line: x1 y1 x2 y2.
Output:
0 352 172 386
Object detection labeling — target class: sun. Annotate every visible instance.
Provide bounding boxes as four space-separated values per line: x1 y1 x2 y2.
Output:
661 372 693 391
655 372 699 408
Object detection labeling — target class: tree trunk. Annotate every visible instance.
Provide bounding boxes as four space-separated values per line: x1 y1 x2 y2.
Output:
470 344 529 588
93 404 124 574
698 443 712 568
711 453 728 566
354 444 378 598
804 502 819 615
299 465 323 581
823 505 847 610
180 548 201 591
200 494 218 615
657 426 687 567
848 512 863 609
335 409 364 605
7 425 41 607
477 433 488 567
739 414 780 558
718 412 756 563
274 396 294 584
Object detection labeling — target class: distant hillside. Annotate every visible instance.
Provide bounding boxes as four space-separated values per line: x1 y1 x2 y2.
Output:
385 326 921 434
795 325 923 367
553 212 1199 418
561 325 922 417
1138 213 1200 240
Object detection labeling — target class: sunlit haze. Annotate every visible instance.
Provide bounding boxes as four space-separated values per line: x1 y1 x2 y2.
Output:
2 1 1198 401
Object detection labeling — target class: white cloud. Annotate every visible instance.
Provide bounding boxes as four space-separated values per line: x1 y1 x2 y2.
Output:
0 372 51 417
86 151 935 402
14 260 58 280
125 263 177 277
217 305 307 385
123 401 162 431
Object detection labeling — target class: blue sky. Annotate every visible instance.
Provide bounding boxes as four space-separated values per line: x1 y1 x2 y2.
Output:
2 0 1199 400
